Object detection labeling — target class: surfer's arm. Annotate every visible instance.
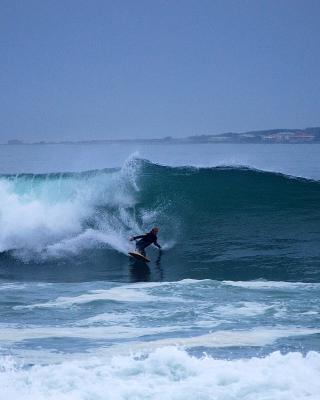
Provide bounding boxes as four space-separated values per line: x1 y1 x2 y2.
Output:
129 235 145 241
153 241 161 249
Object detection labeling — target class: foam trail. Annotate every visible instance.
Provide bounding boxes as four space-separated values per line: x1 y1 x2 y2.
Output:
45 228 130 257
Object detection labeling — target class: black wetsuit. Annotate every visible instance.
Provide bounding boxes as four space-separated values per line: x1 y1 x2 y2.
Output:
133 232 161 256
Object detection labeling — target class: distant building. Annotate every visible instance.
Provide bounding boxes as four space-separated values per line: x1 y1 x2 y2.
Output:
290 132 314 142
239 134 256 138
261 131 315 143
207 136 232 142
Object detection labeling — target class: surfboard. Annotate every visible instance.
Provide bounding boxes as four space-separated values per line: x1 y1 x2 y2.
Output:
128 251 150 263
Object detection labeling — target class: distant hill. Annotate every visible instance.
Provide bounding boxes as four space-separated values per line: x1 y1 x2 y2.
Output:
5 127 320 145
186 127 320 143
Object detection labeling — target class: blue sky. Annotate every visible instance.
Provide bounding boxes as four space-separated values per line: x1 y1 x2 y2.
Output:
1 0 320 141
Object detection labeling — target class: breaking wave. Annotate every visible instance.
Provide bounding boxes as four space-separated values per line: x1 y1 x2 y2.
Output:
0 158 319 281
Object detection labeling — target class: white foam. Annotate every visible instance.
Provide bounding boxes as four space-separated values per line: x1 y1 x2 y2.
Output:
15 283 188 309
15 287 157 309
127 279 211 291
215 302 273 317
223 280 320 290
1 348 320 400
0 325 182 343
0 283 27 291
45 228 130 256
0 160 141 257
76 312 134 326
0 282 53 292
120 327 320 351
301 311 319 316
0 326 318 348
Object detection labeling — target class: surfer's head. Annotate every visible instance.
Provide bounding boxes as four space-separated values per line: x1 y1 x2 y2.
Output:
151 227 159 234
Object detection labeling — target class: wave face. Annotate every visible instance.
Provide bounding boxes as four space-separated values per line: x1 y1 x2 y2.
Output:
1 159 320 282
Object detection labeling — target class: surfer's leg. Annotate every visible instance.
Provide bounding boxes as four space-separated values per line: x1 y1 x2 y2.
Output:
136 244 146 256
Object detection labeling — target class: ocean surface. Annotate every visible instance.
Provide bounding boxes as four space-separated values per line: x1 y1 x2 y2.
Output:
0 143 320 399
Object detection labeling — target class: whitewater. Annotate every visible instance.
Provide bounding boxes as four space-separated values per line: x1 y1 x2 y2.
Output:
0 143 320 400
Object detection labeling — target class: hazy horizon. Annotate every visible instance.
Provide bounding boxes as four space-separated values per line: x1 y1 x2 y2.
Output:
3 125 320 144
1 0 320 142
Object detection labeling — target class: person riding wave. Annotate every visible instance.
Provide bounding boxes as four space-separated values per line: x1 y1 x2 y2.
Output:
129 227 161 256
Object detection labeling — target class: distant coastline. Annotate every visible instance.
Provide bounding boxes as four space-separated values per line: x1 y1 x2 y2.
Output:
5 127 320 145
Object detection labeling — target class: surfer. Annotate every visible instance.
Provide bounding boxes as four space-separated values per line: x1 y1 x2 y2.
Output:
129 227 162 256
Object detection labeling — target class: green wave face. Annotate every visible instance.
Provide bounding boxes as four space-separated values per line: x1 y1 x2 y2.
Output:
1 160 320 282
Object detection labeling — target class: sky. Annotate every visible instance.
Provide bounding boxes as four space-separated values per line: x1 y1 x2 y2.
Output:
1 0 320 142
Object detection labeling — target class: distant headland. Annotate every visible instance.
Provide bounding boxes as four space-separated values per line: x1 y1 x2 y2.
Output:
6 127 320 145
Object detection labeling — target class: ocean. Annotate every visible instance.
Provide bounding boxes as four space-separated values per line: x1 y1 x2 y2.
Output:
0 143 319 399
